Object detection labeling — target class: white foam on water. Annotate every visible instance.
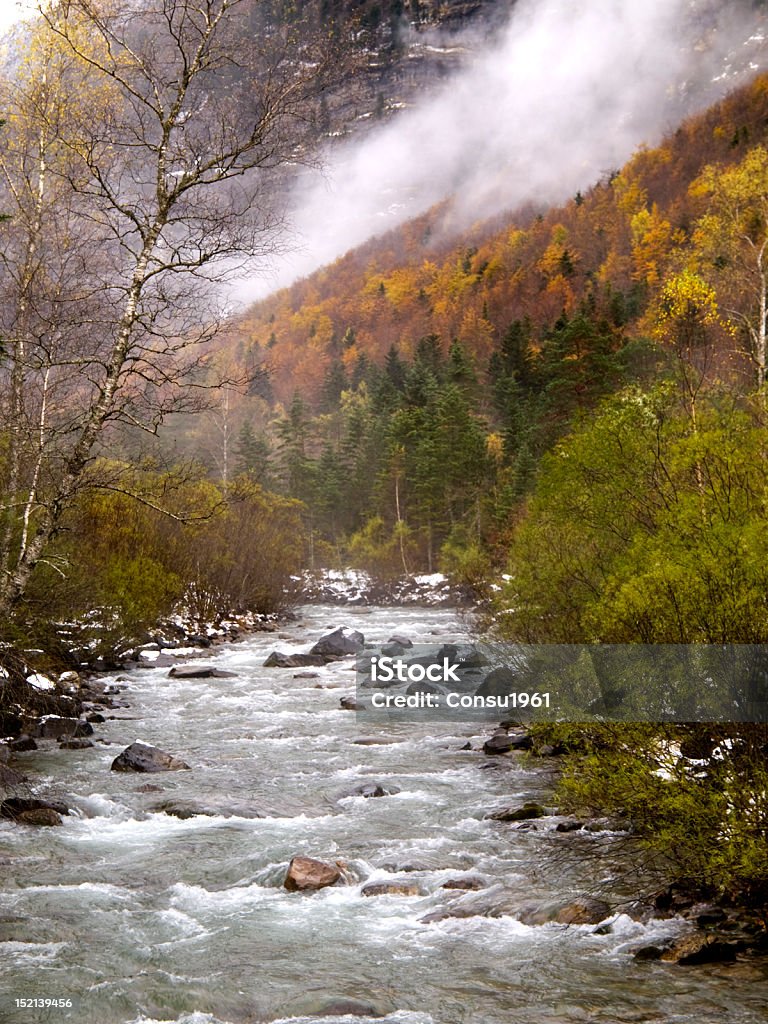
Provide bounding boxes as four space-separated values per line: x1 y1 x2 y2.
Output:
271 1015 435 1024
4 881 132 900
63 811 251 846
154 907 210 940
69 793 133 818
0 939 67 963
125 1015 228 1024
169 879 281 912
608 913 690 958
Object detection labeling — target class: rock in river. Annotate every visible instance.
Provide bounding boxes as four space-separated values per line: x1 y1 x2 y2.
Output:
16 807 63 827
361 881 423 897
518 897 612 926
442 876 485 891
1 797 69 826
309 627 365 660
111 741 191 773
37 716 93 739
336 782 401 800
284 856 341 892
263 651 326 669
167 665 238 679
152 798 266 820
482 729 532 755
486 802 546 822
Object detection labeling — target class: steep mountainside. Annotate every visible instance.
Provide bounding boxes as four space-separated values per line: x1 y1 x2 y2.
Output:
232 73 768 402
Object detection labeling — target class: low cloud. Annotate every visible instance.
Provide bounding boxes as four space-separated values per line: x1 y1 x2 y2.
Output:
233 0 765 305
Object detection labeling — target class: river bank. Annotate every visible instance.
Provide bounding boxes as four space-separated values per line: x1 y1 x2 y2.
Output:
1 604 768 1024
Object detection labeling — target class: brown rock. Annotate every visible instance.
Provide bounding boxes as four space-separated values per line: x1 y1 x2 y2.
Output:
17 807 63 826
518 897 611 926
660 931 741 964
554 897 612 925
441 876 485 891
486 801 545 822
284 856 341 892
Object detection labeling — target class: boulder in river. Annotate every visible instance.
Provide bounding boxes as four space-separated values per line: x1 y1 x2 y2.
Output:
167 665 238 679
381 639 410 657
111 741 191 773
361 881 423 897
336 782 401 800
441 876 485 891
518 897 611 926
8 735 37 752
339 696 364 710
16 807 63 826
1 797 69 823
482 732 514 755
151 798 266 820
387 634 413 648
59 738 95 750
660 931 743 964
284 855 341 892
483 729 532 755
309 627 365 660
555 819 585 833
37 716 93 739
263 651 326 669
486 802 546 822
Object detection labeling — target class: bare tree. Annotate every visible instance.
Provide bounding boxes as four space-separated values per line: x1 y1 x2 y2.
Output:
0 0 341 616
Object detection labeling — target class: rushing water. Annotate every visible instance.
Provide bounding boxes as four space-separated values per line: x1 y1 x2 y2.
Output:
1 605 767 1024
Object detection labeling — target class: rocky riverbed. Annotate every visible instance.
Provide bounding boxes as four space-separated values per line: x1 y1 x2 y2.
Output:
1 604 767 1024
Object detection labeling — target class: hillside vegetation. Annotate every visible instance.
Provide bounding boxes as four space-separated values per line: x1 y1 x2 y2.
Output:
204 74 768 592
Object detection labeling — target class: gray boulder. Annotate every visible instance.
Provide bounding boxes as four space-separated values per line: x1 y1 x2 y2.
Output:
263 651 326 669
168 665 238 679
337 782 401 800
151 798 266 820
361 881 423 897
111 741 191 773
309 627 365 660
37 716 93 739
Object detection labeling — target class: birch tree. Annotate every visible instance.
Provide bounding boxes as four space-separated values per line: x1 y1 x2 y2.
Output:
0 0 340 616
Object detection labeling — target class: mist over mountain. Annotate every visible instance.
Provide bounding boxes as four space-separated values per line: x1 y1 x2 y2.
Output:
231 0 768 305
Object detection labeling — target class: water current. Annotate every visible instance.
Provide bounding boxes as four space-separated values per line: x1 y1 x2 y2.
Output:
1 605 767 1024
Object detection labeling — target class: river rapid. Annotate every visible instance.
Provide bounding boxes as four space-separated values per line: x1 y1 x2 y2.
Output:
1 605 767 1024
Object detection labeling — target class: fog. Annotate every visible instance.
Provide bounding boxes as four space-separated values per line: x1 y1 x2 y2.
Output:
233 0 765 305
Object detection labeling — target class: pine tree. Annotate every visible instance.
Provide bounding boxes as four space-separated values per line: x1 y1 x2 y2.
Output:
235 421 271 485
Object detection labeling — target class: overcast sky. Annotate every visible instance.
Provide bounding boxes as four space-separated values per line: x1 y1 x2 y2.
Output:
0 2 34 37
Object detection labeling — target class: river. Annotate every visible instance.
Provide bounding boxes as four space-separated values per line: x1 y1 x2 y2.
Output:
1 605 767 1024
